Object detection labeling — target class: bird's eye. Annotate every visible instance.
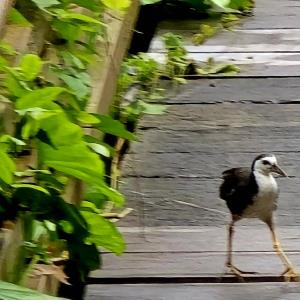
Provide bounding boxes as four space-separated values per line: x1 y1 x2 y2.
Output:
262 160 270 165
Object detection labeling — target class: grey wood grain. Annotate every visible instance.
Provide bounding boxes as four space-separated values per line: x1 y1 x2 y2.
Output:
111 227 300 253
119 176 300 227
120 102 300 227
130 128 300 154
162 78 300 104
90 251 300 278
86 283 300 300
138 104 300 130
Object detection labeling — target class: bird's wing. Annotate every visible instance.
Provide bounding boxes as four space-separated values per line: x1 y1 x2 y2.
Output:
220 167 251 198
219 167 257 215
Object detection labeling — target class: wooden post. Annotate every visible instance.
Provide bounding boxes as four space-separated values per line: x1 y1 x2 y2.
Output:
0 0 13 37
89 0 140 115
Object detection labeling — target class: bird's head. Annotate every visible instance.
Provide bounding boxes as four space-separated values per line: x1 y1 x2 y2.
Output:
251 154 288 177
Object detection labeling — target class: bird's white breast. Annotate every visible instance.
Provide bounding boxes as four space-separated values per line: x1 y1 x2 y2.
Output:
243 171 279 221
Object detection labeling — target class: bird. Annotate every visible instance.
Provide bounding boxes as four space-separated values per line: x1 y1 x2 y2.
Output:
219 154 298 280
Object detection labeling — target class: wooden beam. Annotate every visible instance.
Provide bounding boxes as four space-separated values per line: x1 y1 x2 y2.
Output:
0 0 13 37
89 0 140 115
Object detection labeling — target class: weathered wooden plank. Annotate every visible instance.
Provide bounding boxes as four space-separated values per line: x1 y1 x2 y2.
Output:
114 227 300 253
150 29 300 53
162 78 300 104
91 251 300 278
158 0 300 30
87 283 300 300
241 0 300 29
148 52 300 77
138 104 300 130
122 152 300 178
130 128 300 154
120 102 300 227
119 176 300 227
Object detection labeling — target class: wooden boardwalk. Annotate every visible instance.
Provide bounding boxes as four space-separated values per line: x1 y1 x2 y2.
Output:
86 0 300 298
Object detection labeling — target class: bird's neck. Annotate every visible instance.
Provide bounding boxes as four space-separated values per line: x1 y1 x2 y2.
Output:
253 170 273 177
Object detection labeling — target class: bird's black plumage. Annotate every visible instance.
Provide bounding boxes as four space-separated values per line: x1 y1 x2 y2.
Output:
219 167 258 216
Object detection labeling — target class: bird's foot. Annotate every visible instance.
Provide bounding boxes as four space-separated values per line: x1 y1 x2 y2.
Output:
282 267 300 282
224 263 258 281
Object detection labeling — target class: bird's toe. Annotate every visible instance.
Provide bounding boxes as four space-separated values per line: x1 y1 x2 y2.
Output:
282 267 300 282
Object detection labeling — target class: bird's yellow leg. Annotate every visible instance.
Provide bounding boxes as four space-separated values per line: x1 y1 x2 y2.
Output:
224 218 257 280
266 219 300 282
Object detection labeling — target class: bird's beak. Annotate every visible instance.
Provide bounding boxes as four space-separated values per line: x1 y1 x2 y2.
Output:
271 164 288 177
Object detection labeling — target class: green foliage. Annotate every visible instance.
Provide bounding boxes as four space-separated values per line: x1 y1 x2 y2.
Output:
101 0 131 10
163 33 189 82
80 211 125 254
30 0 60 10
197 57 241 75
116 53 167 122
0 149 15 184
0 0 134 295
8 8 31 27
192 24 218 45
20 54 43 81
95 115 136 140
0 281 64 300
141 0 161 4
141 0 253 12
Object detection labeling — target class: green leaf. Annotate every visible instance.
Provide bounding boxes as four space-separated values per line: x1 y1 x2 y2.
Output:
88 143 110 157
52 20 80 41
0 135 26 146
73 0 102 10
39 142 104 186
16 108 61 121
0 56 8 70
15 169 51 177
12 184 50 195
81 201 100 213
0 149 15 184
8 8 31 27
39 113 83 147
58 73 89 99
16 87 66 110
85 186 108 209
229 0 253 10
55 10 102 24
141 0 161 4
44 220 56 231
77 111 100 124
21 117 39 139
101 0 131 10
59 220 74 234
200 24 217 37
0 41 16 55
20 54 42 81
0 281 64 300
31 0 60 9
85 184 124 208
140 102 166 115
5 74 27 97
98 185 124 208
61 51 85 69
95 115 136 141
81 211 125 255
